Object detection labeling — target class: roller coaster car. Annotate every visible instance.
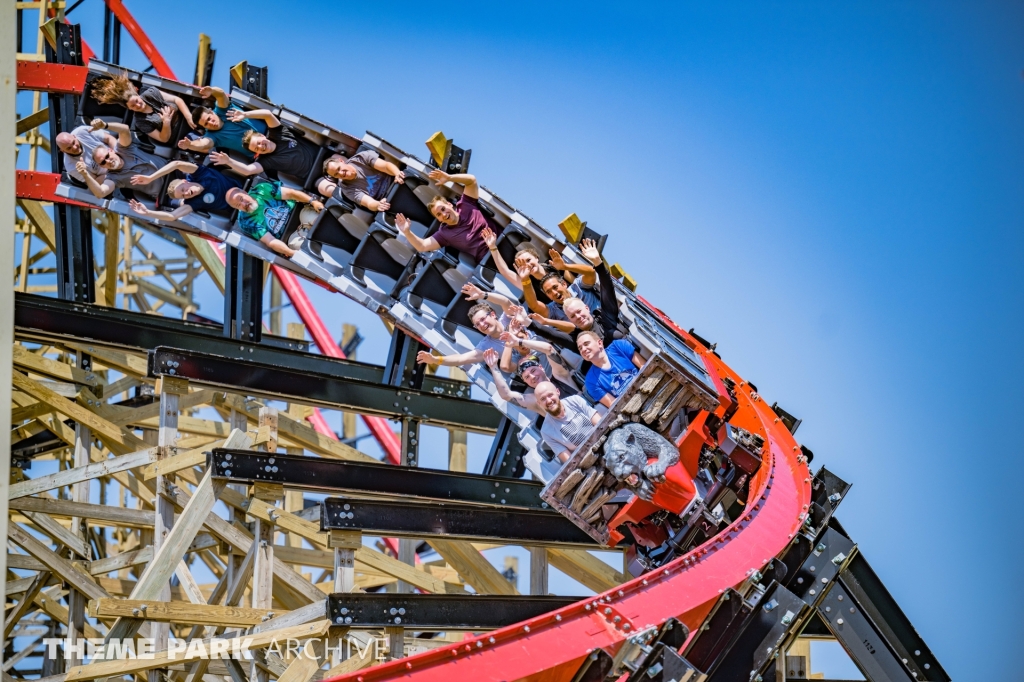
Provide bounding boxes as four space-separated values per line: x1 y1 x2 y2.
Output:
540 351 767 573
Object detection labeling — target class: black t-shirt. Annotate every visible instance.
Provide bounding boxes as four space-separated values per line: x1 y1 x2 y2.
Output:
258 125 319 179
132 87 173 138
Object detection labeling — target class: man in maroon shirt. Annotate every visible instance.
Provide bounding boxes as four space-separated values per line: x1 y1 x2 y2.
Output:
394 169 504 262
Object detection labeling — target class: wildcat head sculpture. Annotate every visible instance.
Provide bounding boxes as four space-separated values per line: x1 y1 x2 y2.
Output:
602 423 680 501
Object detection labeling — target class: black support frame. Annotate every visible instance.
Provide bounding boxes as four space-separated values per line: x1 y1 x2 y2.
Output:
326 594 579 630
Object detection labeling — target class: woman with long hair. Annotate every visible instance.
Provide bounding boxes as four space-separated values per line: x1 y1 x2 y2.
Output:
91 73 195 144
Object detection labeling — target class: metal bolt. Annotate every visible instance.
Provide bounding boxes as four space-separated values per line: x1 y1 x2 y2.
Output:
399 608 405 615
815 543 826 552
345 616 352 624
555 615 562 622
394 617 402 624
837 618 844 625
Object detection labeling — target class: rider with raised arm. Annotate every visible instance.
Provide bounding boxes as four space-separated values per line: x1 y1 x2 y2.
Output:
394 169 503 262
55 126 116 184
210 110 320 180
483 348 579 415
126 161 241 223
225 183 323 258
75 120 169 199
90 72 195 145
576 330 645 408
181 86 267 157
318 152 405 213
534 381 601 463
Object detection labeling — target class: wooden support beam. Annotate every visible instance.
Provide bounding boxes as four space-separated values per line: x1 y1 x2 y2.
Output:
15 107 49 135
545 548 626 594
88 599 279 627
10 496 153 529
12 371 148 454
428 539 518 596
530 547 549 596
163 485 327 605
16 198 56 251
7 524 108 601
141 428 251 480
63 620 331 682
12 345 101 389
9 447 158 498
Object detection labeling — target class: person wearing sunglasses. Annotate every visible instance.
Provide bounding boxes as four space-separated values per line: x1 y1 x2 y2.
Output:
482 348 579 415
75 120 169 199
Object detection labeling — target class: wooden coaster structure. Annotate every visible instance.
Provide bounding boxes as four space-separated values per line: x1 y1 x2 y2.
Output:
3 3 950 682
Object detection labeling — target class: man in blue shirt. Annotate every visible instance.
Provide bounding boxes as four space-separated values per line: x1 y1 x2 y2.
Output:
577 331 646 407
127 160 241 223
179 86 267 158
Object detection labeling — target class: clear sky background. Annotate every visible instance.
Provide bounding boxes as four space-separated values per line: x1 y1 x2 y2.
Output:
47 1 1024 678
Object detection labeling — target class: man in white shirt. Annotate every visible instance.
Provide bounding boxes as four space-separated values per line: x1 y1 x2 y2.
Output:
534 381 601 463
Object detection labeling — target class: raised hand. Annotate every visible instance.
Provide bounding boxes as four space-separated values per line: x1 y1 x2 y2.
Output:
225 108 247 123
177 138 193 150
528 313 548 327
483 348 500 369
198 86 214 99
548 248 567 270
499 331 517 346
128 199 149 216
159 106 174 124
428 168 451 186
129 174 152 186
513 256 533 280
415 350 438 365
579 238 601 265
209 151 230 166
75 160 89 176
395 213 411 233
90 119 106 132
461 283 485 301
393 170 406 184
481 226 497 250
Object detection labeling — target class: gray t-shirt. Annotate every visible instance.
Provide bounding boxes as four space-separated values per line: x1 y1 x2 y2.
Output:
547 280 602 323
337 150 392 206
64 125 112 183
104 138 167 198
540 395 597 455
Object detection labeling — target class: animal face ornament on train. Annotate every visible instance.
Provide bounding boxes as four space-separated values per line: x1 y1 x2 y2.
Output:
603 424 680 501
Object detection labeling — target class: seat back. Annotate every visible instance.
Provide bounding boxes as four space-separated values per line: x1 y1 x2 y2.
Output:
309 200 363 254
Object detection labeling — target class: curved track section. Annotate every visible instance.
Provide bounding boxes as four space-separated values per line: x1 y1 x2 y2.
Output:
23 12 813 680
326 327 812 682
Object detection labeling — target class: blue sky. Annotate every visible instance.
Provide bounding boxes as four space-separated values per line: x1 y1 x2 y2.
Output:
39 1 1024 678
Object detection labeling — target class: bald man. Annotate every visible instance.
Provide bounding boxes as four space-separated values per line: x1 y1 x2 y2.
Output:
55 125 116 183
534 381 601 463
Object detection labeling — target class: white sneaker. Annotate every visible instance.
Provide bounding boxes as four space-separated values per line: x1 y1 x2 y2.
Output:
287 225 310 250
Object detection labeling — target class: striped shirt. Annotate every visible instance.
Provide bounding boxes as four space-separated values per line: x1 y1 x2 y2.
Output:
540 395 597 455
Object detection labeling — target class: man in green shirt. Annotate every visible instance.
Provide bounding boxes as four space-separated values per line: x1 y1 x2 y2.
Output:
226 181 322 257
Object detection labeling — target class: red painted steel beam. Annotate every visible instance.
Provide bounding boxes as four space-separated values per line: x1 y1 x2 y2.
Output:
16 171 91 208
324 309 813 682
102 0 176 80
16 61 88 95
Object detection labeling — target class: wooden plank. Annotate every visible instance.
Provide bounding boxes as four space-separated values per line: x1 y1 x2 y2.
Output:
106 389 218 428
11 372 148 454
276 651 320 682
428 539 518 596
88 599 278 627
63 620 331 682
10 497 154 529
163 485 327 605
181 234 225 294
217 394 374 463
12 345 101 388
545 548 625 593
86 547 153 576
141 428 251 480
61 343 149 378
15 107 49 135
131 471 223 601
175 561 207 604
9 447 158 498
7 524 108 601
16 199 56 251
33 586 104 639
23 510 90 558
